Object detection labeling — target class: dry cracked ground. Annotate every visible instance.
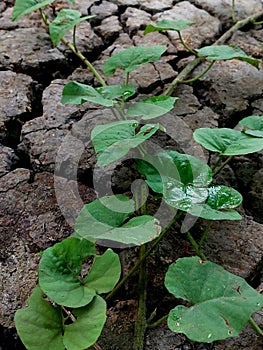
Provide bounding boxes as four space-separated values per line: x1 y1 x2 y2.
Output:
0 0 263 349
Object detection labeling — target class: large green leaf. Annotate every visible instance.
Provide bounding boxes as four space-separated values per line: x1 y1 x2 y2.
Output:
193 128 263 155
38 237 120 307
75 195 161 246
12 0 55 21
96 85 136 101
61 82 116 106
15 286 106 350
49 9 94 46
144 19 192 34
136 150 212 194
127 96 178 120
239 115 263 138
164 184 242 220
103 45 167 76
196 45 259 68
91 120 160 166
165 257 263 342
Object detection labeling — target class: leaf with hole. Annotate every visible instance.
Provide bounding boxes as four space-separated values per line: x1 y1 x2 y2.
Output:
127 96 178 120
75 195 161 246
196 45 259 68
49 9 94 46
144 19 192 34
193 128 263 155
38 237 121 307
91 120 160 166
239 115 263 138
165 256 263 342
103 46 167 76
12 0 55 21
15 286 106 350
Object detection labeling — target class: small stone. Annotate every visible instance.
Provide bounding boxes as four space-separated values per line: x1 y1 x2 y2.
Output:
121 7 152 34
94 16 122 41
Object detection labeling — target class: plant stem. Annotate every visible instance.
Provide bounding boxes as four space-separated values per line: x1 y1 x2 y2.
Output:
180 61 215 84
185 230 206 261
198 222 212 249
38 9 106 87
231 0 237 23
125 72 130 86
73 25 78 52
213 156 233 177
147 314 168 329
133 244 147 350
177 31 197 55
249 317 263 337
105 213 181 301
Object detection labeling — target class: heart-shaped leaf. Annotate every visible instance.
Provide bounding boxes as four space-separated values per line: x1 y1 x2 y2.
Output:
96 85 136 101
12 0 55 21
136 150 212 194
91 120 160 166
75 195 161 246
196 45 259 68
38 237 121 307
49 9 94 46
127 96 178 120
239 115 263 138
193 128 263 155
165 257 263 342
103 46 167 76
15 286 106 350
144 19 192 34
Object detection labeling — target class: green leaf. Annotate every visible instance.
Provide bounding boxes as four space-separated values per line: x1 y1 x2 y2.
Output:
239 115 263 138
75 195 161 246
165 257 263 342
193 128 263 155
61 82 115 106
196 45 259 68
12 0 55 21
38 237 120 307
136 150 212 194
127 96 178 120
103 45 167 76
15 286 106 350
49 9 94 46
96 85 136 101
91 120 160 166
144 19 192 34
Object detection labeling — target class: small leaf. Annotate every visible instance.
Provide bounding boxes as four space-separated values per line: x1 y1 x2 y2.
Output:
96 85 136 101
15 286 106 350
38 237 120 307
61 82 115 106
12 0 55 21
91 120 160 166
49 9 94 46
165 257 263 342
193 128 263 155
103 45 167 76
144 19 192 34
239 115 263 138
127 96 178 120
196 45 259 68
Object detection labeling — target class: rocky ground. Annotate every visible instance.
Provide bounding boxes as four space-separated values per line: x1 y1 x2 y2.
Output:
0 0 263 349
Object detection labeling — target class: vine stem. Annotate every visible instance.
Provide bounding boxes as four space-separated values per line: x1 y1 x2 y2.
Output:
178 30 197 55
213 156 233 177
147 314 168 329
231 0 237 23
38 8 106 87
198 222 213 249
185 230 206 261
249 317 263 337
180 61 215 84
163 10 263 96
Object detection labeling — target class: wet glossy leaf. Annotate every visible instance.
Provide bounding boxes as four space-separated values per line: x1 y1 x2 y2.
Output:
137 150 212 194
144 19 192 34
15 286 106 350
12 0 55 21
127 96 178 120
61 82 115 106
75 195 161 245
239 115 263 138
103 46 167 75
165 257 263 342
49 9 94 46
193 128 263 155
38 237 120 307
196 45 259 68
91 120 160 166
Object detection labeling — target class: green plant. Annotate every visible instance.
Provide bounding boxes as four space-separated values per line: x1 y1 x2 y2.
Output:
12 1 263 349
